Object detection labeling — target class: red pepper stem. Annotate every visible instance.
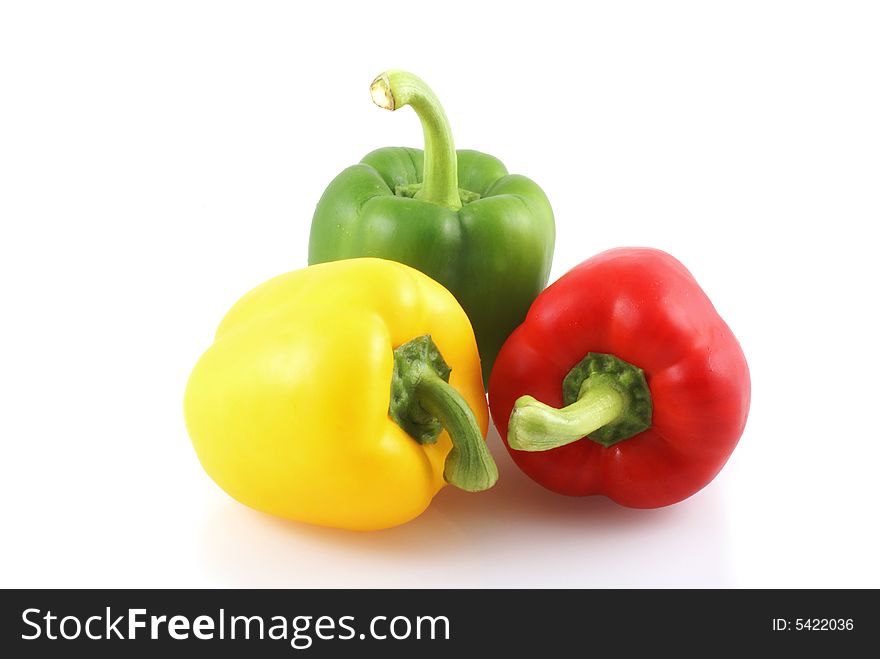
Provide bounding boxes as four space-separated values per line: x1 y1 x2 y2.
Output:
508 380 625 452
370 70 462 211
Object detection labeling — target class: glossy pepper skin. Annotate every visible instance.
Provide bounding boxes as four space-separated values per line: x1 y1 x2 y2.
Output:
184 258 497 531
309 71 555 383
488 248 750 508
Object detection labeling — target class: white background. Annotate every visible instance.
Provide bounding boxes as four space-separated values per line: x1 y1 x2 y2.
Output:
2 1 878 588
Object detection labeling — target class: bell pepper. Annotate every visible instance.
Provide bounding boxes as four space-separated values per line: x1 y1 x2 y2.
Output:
184 258 497 531
488 248 750 508
308 70 555 383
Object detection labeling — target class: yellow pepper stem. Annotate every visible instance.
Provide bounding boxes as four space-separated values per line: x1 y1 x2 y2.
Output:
389 335 498 492
415 370 498 492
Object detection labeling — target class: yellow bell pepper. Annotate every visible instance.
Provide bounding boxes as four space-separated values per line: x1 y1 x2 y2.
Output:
184 258 497 531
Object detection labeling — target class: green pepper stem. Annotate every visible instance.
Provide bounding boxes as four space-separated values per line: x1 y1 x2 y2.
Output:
370 70 462 211
508 382 625 452
415 370 498 492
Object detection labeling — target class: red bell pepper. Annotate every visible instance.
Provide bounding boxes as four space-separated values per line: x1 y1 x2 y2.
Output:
488 248 750 508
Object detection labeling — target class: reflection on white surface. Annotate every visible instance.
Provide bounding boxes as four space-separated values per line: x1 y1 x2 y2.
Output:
198 426 733 587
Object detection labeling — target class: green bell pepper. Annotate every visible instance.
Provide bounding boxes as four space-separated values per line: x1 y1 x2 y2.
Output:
308 70 555 383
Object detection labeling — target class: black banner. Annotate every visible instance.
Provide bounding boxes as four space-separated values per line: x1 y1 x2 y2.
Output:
0 589 873 656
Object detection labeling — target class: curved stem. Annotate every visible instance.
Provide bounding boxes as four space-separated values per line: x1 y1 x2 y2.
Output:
506 352 654 452
416 371 498 492
508 382 624 451
389 335 497 492
370 70 462 210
